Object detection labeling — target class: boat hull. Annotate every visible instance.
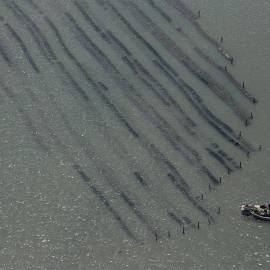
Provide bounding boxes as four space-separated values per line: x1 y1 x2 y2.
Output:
252 213 270 221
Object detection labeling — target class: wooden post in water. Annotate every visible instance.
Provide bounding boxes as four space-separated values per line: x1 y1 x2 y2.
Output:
238 131 242 139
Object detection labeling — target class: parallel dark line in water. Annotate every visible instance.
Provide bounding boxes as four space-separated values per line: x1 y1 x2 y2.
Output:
15 1 139 142
74 2 175 110
120 191 158 236
73 164 140 242
96 0 254 153
206 148 234 172
148 143 214 221
28 78 155 239
8 64 142 242
121 0 249 122
211 143 240 169
160 18 257 104
4 23 40 73
44 80 180 235
0 80 49 152
100 169 159 236
194 46 257 103
134 172 149 188
133 171 195 228
44 7 208 221
152 59 254 153
74 11 240 177
66 11 220 184
34 11 141 141
6 0 250 232
2 0 56 62
129 60 240 172
0 38 12 67
129 58 241 171
1 0 50 60
167 212 185 226
24 84 155 237
106 30 132 56
98 89 140 138
167 172 214 221
75 5 228 175
164 0 234 62
56 61 90 101
73 0 102 33
145 0 172 23
2 0 215 236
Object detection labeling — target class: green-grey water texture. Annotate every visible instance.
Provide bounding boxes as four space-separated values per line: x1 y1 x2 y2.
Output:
0 0 270 269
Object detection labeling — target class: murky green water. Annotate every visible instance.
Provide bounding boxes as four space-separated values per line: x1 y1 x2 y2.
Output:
0 0 269 269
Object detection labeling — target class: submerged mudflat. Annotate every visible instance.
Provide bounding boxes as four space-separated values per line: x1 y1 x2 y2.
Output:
0 0 269 269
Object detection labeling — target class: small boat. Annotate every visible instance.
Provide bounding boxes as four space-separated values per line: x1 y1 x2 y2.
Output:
241 203 270 221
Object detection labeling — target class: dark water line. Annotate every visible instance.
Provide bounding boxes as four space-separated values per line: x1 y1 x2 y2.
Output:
167 212 184 226
145 0 172 23
0 0 50 60
43 13 140 139
106 30 132 56
56 61 90 101
0 39 12 67
5 23 40 73
122 0 249 122
146 142 214 221
152 59 254 153
6 0 194 235
121 56 138 74
67 11 220 184
73 0 102 33
194 46 257 103
98 0 254 153
134 172 148 188
206 148 234 172
25 85 152 238
74 164 140 242
80 8 200 141
167 172 214 221
164 0 234 62
2 0 55 62
136 74 171 106
0 80 49 152
97 88 140 138
211 143 240 169
15 0 228 227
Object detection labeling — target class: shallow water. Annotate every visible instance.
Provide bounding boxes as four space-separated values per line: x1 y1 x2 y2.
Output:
0 0 269 269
